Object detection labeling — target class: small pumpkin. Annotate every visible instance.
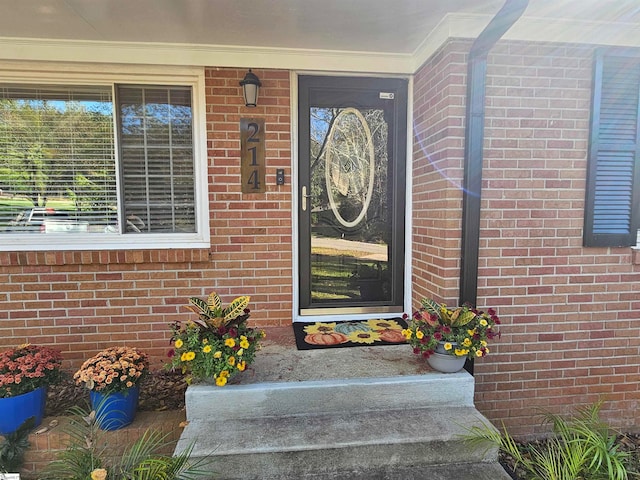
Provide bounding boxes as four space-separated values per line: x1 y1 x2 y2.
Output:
304 332 349 346
334 322 371 335
378 329 406 343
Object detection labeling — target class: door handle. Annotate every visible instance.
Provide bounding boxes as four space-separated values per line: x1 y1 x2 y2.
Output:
302 186 311 211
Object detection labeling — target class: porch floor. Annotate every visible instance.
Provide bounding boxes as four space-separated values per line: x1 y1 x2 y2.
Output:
177 326 510 479
243 325 435 384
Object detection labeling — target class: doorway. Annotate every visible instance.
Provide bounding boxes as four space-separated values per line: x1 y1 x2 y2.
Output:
298 75 408 316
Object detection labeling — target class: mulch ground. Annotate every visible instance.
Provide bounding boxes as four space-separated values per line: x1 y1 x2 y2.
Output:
46 370 187 417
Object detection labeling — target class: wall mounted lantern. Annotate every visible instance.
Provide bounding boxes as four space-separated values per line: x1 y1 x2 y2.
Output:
239 69 262 107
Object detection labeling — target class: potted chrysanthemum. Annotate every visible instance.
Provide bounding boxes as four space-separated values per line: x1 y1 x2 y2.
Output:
0 344 63 435
168 291 265 386
402 298 500 373
74 346 149 430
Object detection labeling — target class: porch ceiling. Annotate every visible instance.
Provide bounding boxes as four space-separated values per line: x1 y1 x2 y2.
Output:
0 0 639 73
0 0 507 54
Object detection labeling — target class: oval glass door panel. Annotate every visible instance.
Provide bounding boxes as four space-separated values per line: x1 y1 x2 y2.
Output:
325 108 375 229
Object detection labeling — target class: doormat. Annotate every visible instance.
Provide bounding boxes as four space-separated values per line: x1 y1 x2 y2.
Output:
292 318 408 350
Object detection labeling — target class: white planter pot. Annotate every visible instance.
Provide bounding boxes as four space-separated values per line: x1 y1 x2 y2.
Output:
426 352 466 373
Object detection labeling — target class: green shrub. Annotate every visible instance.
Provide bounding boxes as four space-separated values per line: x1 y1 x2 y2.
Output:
0 417 35 473
40 406 213 480
464 401 631 480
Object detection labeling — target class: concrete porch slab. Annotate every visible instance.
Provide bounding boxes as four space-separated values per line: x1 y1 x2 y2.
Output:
175 326 511 479
238 325 442 384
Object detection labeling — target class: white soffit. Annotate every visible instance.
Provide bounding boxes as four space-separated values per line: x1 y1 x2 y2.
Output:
0 0 638 74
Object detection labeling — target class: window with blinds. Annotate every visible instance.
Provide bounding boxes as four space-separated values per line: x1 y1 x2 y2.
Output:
0 85 116 233
0 83 196 238
118 86 195 233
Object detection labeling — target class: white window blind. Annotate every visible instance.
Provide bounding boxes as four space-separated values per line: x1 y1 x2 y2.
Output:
117 86 195 233
0 85 116 233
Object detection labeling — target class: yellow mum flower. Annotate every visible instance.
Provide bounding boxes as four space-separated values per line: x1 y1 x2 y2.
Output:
91 469 107 480
203 345 212 353
237 361 246 371
402 329 413 339
480 319 488 327
213 351 222 358
476 349 484 357
228 356 236 366
225 338 236 348
240 339 250 349
240 335 248 341
220 370 230 378
443 342 453 351
462 338 472 347
185 351 196 361
467 329 476 336
416 330 424 340
237 348 244 356
202 338 209 344
180 352 188 361
454 349 466 356
481 340 487 347
215 376 228 386
174 339 183 349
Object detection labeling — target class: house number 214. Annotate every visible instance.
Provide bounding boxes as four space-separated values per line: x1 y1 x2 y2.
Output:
240 118 266 193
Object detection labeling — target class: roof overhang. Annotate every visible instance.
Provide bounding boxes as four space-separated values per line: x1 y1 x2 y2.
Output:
0 0 638 74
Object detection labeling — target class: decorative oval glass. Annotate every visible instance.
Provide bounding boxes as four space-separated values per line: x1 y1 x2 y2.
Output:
324 107 375 228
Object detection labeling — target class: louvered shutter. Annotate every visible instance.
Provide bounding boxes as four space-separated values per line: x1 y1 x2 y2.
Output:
584 50 640 247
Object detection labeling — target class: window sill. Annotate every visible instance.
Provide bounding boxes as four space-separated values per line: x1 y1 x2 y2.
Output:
1 232 209 252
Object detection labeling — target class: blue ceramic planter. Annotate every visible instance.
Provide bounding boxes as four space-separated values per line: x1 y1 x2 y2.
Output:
90 385 139 431
0 386 47 436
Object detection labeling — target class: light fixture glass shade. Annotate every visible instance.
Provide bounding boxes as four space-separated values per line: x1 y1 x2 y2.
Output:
239 69 262 107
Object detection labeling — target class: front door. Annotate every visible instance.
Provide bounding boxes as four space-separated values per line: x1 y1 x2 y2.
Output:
298 76 408 316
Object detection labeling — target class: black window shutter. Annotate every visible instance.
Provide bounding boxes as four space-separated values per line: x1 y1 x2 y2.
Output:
584 49 640 247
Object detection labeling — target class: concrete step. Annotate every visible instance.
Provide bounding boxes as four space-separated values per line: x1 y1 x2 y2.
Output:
185 372 475 421
269 462 513 480
176 406 505 479
174 339 510 479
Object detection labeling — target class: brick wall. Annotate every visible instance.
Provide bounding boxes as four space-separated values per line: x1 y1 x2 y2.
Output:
411 40 469 306
0 67 293 369
2 50 639 440
414 40 640 438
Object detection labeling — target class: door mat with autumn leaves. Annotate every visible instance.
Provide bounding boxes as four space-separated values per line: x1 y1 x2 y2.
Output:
292 318 408 350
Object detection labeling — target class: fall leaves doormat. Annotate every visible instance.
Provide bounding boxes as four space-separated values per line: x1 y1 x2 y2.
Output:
292 318 408 350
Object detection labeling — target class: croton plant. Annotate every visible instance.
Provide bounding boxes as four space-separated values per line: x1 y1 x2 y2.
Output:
168 292 265 386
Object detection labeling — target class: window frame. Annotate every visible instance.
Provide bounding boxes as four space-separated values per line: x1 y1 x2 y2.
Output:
0 63 209 251
584 48 640 248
